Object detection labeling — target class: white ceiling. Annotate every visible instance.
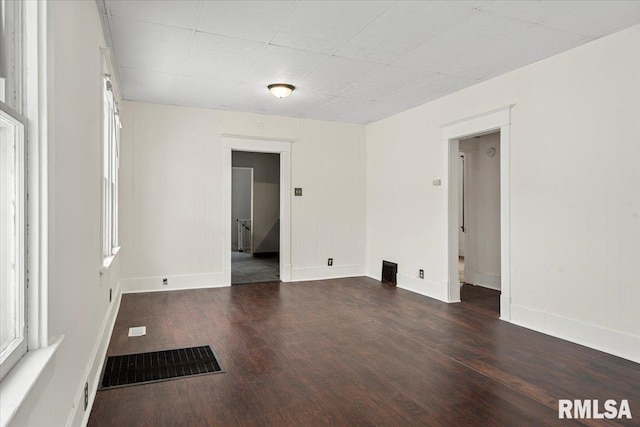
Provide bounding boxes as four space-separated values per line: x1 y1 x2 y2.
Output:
99 0 640 124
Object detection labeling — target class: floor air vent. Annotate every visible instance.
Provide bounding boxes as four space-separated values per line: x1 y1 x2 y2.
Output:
382 261 398 286
99 345 224 389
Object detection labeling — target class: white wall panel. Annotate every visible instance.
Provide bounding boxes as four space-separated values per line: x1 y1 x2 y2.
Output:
119 103 366 289
366 25 640 362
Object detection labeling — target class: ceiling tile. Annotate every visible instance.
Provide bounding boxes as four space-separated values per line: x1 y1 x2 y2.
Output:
106 0 200 29
480 1 577 24
543 1 640 38
120 67 182 105
305 97 367 122
197 1 296 42
271 1 393 54
297 56 381 96
336 2 474 63
445 1 491 11
444 25 586 79
184 32 265 80
242 45 328 86
262 91 332 117
392 11 532 72
177 76 232 110
339 101 407 124
381 73 477 107
338 66 428 101
110 17 192 74
223 83 272 113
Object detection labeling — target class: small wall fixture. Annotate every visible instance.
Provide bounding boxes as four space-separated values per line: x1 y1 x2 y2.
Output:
268 83 295 98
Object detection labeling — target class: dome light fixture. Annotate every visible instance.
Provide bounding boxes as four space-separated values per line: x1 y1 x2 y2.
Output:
268 83 295 99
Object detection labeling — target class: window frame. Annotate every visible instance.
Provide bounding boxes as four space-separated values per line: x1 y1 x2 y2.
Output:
0 3 60 423
100 49 121 272
0 101 27 381
0 0 27 381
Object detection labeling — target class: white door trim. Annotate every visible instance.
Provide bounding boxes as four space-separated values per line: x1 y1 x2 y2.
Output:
442 106 512 320
222 136 292 284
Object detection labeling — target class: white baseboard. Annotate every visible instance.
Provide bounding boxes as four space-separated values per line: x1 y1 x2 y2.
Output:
291 264 365 282
280 264 292 282
510 303 640 364
472 272 501 291
66 280 122 427
122 272 228 294
395 273 448 302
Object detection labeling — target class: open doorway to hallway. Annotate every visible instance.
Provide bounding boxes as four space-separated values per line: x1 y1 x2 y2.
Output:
457 132 501 316
231 151 280 284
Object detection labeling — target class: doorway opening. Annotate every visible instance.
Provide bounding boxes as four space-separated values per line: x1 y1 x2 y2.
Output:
458 133 501 316
442 106 511 320
222 137 292 285
231 151 280 285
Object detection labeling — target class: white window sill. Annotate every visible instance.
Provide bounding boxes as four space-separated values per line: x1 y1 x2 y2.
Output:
100 246 121 275
0 336 64 427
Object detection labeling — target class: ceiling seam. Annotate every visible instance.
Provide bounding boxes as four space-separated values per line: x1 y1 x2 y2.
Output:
96 0 125 102
290 1 397 93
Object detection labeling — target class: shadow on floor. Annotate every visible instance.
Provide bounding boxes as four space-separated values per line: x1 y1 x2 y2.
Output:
231 251 279 285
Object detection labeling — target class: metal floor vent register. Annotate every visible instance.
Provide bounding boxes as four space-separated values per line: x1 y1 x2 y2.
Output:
99 345 223 389
382 260 398 286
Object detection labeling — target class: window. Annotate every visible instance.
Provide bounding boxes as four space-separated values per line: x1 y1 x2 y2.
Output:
0 0 27 380
102 76 120 262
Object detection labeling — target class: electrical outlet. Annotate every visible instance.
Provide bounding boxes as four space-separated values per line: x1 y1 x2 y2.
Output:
109 288 112 302
162 278 168 286
419 269 424 279
328 258 333 266
84 382 88 411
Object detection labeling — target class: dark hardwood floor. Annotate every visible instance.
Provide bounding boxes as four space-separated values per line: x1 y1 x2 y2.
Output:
89 277 640 426
460 283 501 317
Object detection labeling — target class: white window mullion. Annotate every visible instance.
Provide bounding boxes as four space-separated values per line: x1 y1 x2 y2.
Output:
101 75 120 262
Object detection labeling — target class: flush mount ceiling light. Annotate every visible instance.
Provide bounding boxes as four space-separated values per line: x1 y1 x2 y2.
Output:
268 83 295 99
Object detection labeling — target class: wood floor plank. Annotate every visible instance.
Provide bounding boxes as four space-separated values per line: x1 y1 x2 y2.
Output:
89 278 639 426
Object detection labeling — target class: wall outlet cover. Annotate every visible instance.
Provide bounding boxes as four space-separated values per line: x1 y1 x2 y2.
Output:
328 258 333 266
128 326 147 337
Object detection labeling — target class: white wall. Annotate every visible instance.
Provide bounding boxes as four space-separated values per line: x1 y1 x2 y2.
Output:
460 133 501 290
10 1 122 425
120 103 367 291
232 151 280 254
366 25 640 363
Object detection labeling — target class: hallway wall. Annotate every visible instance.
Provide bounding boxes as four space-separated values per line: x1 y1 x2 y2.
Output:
232 151 280 254
231 168 252 252
459 133 501 290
